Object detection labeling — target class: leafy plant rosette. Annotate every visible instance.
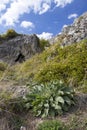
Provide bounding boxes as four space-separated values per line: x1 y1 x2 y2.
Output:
24 80 75 118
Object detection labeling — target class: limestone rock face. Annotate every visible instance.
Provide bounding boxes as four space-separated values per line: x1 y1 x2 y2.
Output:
0 34 41 64
61 12 87 46
50 12 87 45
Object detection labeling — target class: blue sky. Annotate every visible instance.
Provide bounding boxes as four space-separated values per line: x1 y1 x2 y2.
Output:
0 0 87 39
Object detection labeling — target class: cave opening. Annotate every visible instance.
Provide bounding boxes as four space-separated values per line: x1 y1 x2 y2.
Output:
15 52 25 63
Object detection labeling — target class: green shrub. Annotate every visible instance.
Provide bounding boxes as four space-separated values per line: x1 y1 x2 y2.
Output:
24 80 75 118
37 120 67 130
34 40 87 87
6 29 18 38
40 39 50 50
0 62 7 71
1 29 18 39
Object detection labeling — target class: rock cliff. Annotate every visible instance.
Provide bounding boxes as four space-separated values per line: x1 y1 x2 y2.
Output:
50 12 87 45
0 34 41 64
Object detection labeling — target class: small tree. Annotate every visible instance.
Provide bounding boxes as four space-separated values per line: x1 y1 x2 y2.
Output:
5 29 18 38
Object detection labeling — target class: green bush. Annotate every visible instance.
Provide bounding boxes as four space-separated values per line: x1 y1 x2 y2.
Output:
24 80 75 118
34 40 87 87
1 29 18 39
40 39 50 50
6 29 18 38
37 120 67 130
0 62 7 71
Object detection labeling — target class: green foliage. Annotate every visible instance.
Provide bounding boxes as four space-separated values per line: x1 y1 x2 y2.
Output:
40 39 50 50
6 29 18 38
0 62 7 71
34 39 87 87
0 62 7 78
37 120 68 130
24 80 75 118
3 39 87 91
1 29 18 39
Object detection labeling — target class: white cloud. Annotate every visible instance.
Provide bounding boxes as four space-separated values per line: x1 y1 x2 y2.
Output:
63 24 68 28
37 32 53 40
20 21 34 29
0 0 74 26
0 0 31 26
39 3 50 15
0 0 11 12
68 13 78 19
54 0 73 7
0 0 51 26
58 32 61 35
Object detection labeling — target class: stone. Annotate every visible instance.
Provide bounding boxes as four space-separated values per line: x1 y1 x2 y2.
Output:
49 12 87 46
0 34 41 64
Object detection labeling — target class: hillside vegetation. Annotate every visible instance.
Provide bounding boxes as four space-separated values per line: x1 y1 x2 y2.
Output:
0 38 87 130
0 29 19 40
0 12 87 129
1 39 86 92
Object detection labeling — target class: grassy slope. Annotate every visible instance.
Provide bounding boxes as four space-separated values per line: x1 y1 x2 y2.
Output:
1 39 86 92
0 39 87 130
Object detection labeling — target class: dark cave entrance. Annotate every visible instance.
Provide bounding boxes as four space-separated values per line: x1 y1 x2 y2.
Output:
15 52 25 63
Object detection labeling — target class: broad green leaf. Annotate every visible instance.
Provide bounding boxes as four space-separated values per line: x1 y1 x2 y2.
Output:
25 103 30 109
50 96 53 102
51 103 56 107
55 105 61 110
44 103 49 108
63 96 71 105
44 108 49 116
55 96 64 104
36 110 42 116
58 90 64 95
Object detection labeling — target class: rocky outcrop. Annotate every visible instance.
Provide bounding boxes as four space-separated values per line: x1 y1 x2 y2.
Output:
61 12 87 46
50 12 87 45
0 34 41 64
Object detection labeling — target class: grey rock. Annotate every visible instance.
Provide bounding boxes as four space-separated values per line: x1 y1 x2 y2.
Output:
62 12 87 45
0 34 41 64
6 85 29 97
50 12 87 45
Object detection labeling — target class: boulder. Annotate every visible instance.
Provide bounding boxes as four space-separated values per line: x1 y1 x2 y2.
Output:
0 34 41 64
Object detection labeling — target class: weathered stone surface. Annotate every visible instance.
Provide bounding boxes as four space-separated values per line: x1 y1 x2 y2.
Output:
61 12 87 46
0 34 41 64
50 12 87 45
